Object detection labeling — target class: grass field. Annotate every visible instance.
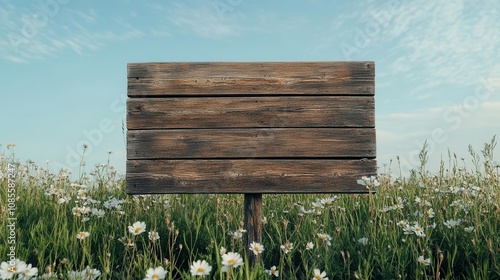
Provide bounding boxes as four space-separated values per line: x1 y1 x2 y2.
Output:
1 139 499 279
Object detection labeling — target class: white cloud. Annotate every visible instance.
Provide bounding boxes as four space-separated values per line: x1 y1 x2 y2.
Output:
376 129 407 142
313 0 500 102
2 53 26 63
481 101 500 110
387 113 419 120
376 95 500 173
0 3 143 63
460 102 500 128
150 26 171 38
157 2 309 39
381 0 499 87
165 2 240 37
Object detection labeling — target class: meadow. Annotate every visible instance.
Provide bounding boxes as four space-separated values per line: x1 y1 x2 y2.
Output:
0 139 499 279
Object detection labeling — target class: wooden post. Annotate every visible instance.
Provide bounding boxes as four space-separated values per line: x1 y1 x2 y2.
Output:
244 193 262 265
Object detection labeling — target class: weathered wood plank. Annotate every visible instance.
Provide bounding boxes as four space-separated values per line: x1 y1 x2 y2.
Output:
127 128 376 159
126 159 376 194
127 96 374 129
126 61 377 195
127 62 374 96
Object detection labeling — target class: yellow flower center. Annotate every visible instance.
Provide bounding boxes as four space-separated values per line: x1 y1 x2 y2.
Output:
228 259 236 265
254 246 259 251
135 227 141 233
152 273 159 279
8 266 16 272
197 267 205 273
315 275 321 279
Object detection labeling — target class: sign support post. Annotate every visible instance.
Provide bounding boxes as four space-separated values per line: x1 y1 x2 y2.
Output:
244 193 262 265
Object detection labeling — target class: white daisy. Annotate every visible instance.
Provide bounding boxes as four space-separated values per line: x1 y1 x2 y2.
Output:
128 221 146 235
190 260 212 276
144 266 167 280
265 265 279 277
77 231 90 240
249 241 264 255
312 268 328 280
418 256 431 266
221 252 243 272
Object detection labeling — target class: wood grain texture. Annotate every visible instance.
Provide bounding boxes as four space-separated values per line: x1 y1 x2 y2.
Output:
127 62 374 96
127 96 375 129
126 61 376 194
127 128 376 159
126 159 376 194
244 193 262 264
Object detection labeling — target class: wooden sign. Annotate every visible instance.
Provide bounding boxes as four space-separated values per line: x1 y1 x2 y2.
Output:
126 62 376 194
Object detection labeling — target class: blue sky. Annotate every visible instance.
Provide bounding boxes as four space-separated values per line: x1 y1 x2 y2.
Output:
1 0 499 178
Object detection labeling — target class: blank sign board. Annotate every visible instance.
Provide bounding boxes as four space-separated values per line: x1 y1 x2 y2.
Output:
126 62 376 194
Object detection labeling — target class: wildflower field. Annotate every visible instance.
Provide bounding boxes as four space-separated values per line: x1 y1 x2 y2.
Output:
1 139 499 279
